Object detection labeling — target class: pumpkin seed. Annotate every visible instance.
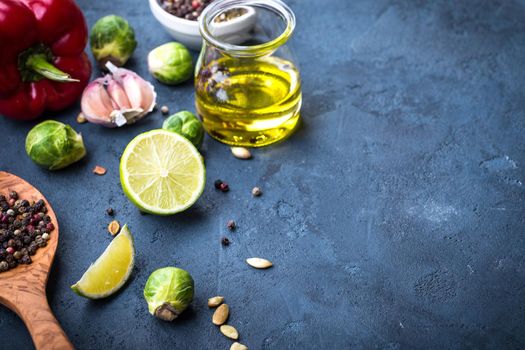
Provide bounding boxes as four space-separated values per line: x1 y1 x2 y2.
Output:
230 342 248 350
220 325 239 340
108 220 120 236
212 303 229 325
231 147 252 159
208 296 224 308
246 258 273 269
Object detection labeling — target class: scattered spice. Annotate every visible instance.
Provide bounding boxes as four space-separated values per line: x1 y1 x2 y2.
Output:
220 325 239 340
208 296 224 308
76 112 87 124
214 179 229 192
0 191 55 273
230 147 251 159
219 182 229 192
246 257 273 269
106 207 115 216
214 179 223 189
160 105 169 115
230 342 248 350
108 220 120 236
221 236 230 246
251 187 262 197
226 220 236 231
93 165 107 175
212 303 229 325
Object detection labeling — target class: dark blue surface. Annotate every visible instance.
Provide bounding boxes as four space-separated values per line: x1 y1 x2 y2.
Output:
1 0 525 348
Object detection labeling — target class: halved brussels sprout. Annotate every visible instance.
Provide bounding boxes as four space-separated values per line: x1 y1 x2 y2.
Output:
162 111 204 149
90 15 137 68
143 267 194 321
25 120 86 170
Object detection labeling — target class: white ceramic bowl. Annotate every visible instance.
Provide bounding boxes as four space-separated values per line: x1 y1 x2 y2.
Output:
149 0 257 51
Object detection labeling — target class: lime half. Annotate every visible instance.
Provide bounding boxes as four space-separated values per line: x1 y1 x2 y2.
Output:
120 129 205 215
71 225 135 299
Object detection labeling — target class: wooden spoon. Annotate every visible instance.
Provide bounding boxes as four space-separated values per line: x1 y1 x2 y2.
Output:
0 171 73 350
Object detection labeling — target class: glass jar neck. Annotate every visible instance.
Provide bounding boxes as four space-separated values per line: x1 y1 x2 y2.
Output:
199 0 296 57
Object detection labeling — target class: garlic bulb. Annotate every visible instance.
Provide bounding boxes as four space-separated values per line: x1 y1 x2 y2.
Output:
81 62 156 127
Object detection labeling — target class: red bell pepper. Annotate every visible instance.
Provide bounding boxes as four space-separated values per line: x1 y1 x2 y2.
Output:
0 0 91 120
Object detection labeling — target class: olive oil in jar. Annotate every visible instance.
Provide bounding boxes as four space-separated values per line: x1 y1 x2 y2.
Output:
195 56 301 147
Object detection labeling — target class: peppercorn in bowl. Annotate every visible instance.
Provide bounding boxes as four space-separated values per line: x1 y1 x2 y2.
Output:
149 0 256 50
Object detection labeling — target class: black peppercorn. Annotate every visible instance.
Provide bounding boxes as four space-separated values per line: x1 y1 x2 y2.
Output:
221 237 230 246
214 179 223 189
20 255 31 264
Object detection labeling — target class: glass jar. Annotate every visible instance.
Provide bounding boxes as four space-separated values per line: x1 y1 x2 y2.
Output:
196 0 301 147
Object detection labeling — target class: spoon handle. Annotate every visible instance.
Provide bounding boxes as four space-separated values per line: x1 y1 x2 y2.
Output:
1 289 73 350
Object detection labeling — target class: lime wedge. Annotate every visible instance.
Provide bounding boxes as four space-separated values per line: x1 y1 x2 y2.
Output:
120 129 205 215
71 225 134 299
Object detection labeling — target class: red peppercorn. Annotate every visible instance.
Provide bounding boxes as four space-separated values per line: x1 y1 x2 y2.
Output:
46 223 55 231
6 247 14 255
26 225 35 234
219 182 229 192
227 220 236 230
191 0 201 10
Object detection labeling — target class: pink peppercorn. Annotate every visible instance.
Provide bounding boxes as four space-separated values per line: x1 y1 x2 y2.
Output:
46 223 54 231
219 182 229 192
6 247 14 255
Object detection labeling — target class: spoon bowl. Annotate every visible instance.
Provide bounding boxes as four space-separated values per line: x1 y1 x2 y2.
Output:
0 171 73 350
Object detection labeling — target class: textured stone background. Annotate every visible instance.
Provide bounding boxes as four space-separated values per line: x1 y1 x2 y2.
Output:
1 0 524 348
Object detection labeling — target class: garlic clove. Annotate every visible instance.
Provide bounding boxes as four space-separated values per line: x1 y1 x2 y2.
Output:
121 74 144 110
138 79 156 113
121 74 156 113
107 79 132 109
80 80 115 126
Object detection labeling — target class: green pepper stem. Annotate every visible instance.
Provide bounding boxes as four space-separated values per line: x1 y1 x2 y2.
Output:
25 54 79 83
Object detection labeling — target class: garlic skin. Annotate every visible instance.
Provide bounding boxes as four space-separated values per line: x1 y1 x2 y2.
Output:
80 62 157 128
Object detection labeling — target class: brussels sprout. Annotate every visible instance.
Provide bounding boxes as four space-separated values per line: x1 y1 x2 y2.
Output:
25 120 86 170
148 42 193 85
144 267 194 321
90 15 137 68
162 111 204 149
